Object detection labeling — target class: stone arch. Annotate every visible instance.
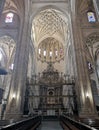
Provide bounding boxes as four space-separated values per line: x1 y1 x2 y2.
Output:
3 0 25 21
0 35 16 67
0 11 21 43
27 2 75 76
0 35 17 119
85 32 99 90
31 7 69 45
31 6 70 73
86 32 99 58
85 32 99 62
30 5 70 48
0 35 16 69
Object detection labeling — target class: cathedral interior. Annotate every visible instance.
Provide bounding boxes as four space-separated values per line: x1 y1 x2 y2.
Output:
0 0 99 129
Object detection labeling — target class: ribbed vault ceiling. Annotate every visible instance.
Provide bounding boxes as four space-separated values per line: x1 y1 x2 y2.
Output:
31 8 68 47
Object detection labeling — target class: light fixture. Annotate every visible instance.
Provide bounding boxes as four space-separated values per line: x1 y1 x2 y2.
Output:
12 93 16 99
55 50 58 56
9 63 14 70
0 51 2 61
44 50 46 56
86 92 89 98
38 48 41 54
50 51 52 57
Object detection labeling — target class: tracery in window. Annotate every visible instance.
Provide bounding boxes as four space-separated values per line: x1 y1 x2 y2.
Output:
5 12 14 23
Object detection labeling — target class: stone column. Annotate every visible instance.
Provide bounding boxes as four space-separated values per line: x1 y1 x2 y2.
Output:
70 0 97 117
93 0 99 20
0 0 5 17
4 1 30 120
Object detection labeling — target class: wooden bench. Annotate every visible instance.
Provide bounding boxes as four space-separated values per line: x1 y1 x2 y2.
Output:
0 116 41 130
60 118 80 130
60 121 69 130
60 115 98 130
30 121 41 130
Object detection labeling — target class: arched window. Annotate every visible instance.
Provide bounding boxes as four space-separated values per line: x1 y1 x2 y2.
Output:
5 12 14 23
87 11 96 22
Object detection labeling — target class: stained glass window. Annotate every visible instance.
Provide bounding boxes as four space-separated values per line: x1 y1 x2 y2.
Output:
5 13 14 23
87 12 96 22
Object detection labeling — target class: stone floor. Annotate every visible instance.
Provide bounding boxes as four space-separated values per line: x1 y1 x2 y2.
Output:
38 121 63 130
